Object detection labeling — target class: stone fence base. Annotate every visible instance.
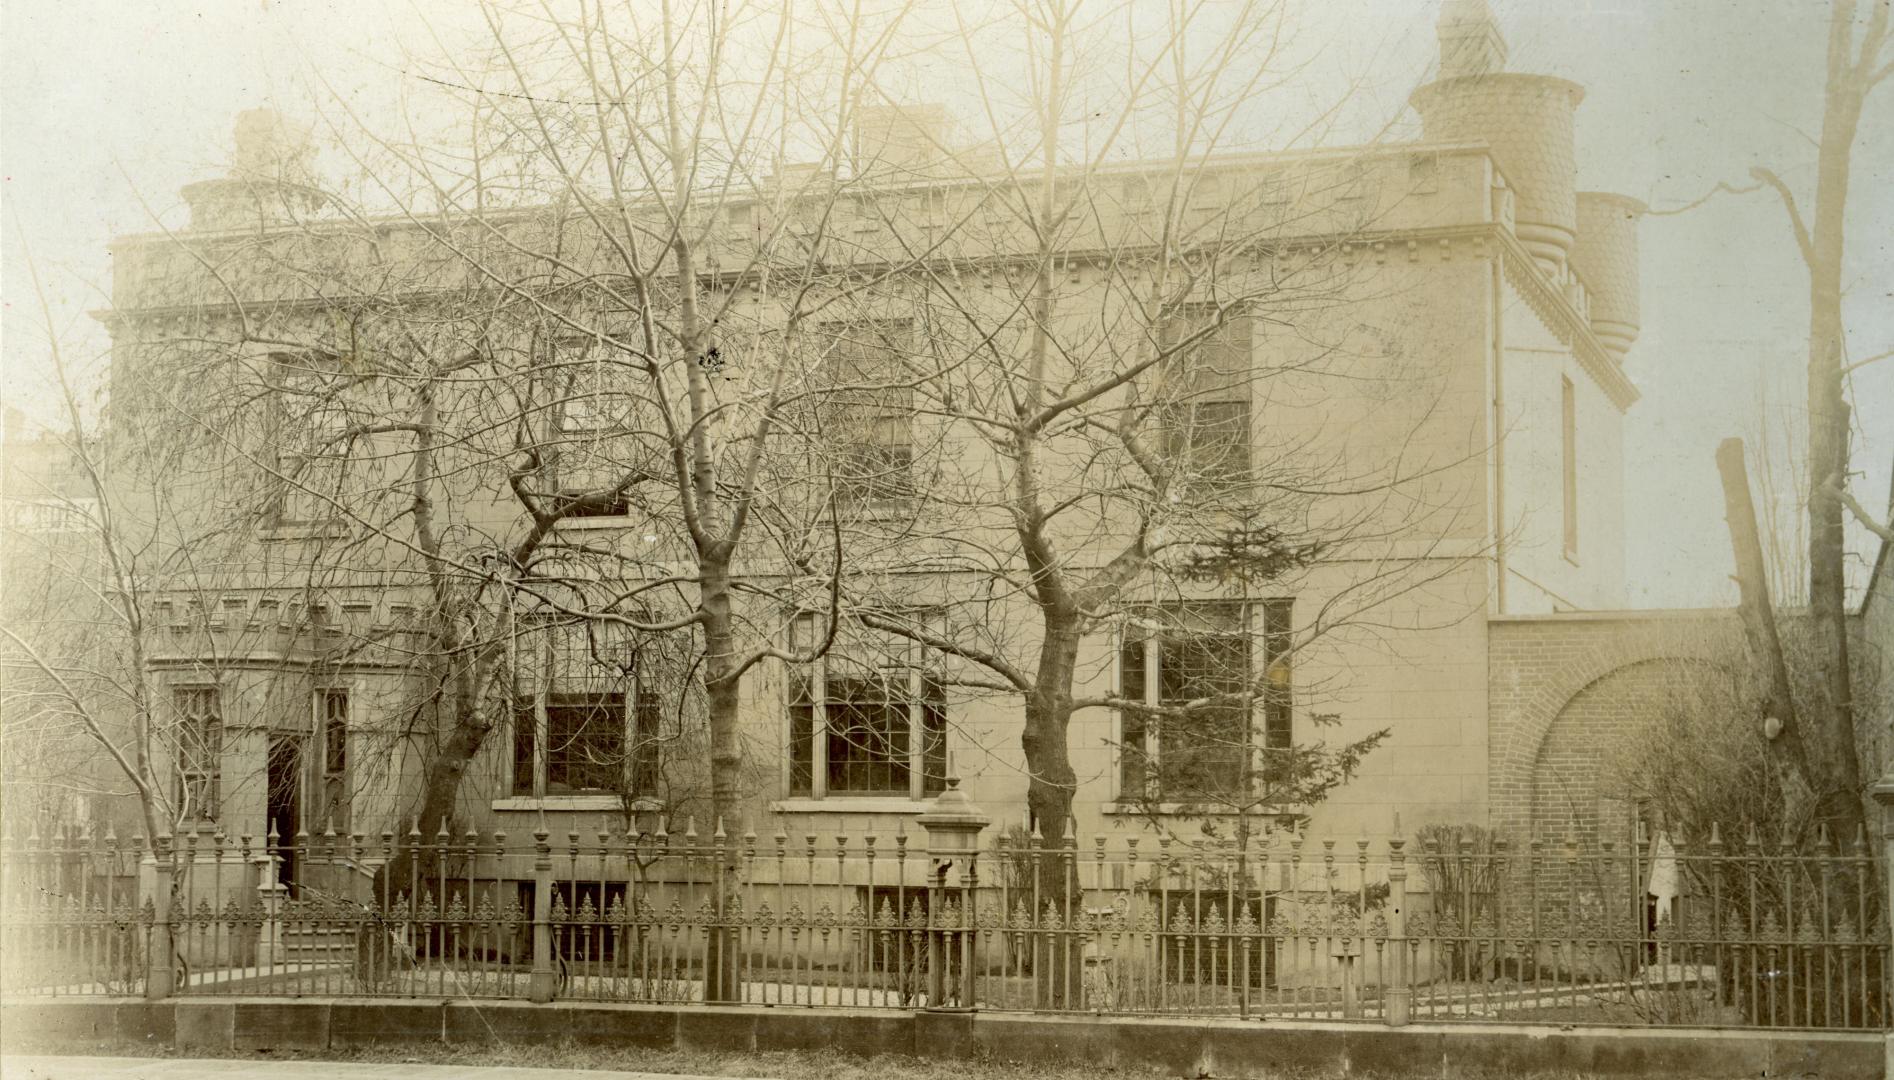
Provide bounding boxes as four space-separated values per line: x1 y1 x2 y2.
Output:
2 998 1885 1079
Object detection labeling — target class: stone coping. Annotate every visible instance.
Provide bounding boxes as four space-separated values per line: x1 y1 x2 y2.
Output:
0 998 1883 1079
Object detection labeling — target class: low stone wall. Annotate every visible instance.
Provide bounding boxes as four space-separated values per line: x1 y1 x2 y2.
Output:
3 998 1884 1078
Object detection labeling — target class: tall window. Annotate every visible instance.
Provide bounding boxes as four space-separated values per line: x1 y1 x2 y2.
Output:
787 611 946 799
1259 599 1295 781
318 689 349 830
1161 305 1251 490
818 320 915 505
512 619 662 798
1561 376 1578 558
546 332 646 519
320 689 348 777
1118 599 1293 802
174 688 222 820
265 353 350 527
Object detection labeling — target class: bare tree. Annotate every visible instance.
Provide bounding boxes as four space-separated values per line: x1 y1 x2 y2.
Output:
1670 1 1892 838
819 0 1480 922
2 244 226 846
97 0 1000 875
1756 0 1890 833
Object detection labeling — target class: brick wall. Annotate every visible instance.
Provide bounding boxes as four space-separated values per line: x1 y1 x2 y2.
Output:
1487 610 1742 843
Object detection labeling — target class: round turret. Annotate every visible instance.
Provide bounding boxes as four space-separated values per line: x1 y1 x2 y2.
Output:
1570 192 1646 358
181 109 327 231
1411 73 1584 273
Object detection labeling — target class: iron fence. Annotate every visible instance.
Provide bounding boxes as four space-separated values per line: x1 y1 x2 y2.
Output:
2 814 1886 1030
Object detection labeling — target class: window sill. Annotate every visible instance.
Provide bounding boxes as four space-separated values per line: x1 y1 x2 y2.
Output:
260 522 350 542
771 797 930 815
826 497 920 523
492 795 655 812
1101 802 1307 819
552 516 635 531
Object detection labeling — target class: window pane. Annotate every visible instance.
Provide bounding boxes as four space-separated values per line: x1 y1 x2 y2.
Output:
1118 602 1253 802
512 701 536 796
1119 634 1149 798
322 690 348 775
1158 629 1248 798
174 688 222 819
1261 598 1295 782
1160 305 1251 490
819 320 916 504
512 615 660 798
825 675 910 794
788 611 945 798
545 696 624 794
788 692 814 796
920 689 947 795
631 685 662 795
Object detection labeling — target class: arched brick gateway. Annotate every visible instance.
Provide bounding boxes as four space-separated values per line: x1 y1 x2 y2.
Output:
1486 611 1743 842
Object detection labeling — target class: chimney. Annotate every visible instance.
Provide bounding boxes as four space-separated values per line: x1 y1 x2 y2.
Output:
1410 2 1583 275
181 109 327 231
852 104 951 173
1438 0 1508 78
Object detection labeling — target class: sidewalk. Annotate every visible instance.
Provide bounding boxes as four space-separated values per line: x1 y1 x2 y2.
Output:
1 1057 771 1080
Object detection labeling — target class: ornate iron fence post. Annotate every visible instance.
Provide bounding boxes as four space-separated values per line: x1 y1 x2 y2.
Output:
146 830 175 1000
529 812 556 1003
917 769 989 1011
1871 777 1894 969
255 824 287 969
1385 818 1411 1026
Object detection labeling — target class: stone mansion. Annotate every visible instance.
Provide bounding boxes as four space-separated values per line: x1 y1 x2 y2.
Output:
87 0 1736 867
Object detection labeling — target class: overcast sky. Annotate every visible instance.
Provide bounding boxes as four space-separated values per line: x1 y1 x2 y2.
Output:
3 0 1889 610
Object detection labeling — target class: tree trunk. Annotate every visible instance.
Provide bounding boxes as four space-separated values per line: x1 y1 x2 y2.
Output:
1799 0 1870 845
699 550 744 1002
1022 619 1083 1007
1716 438 1814 786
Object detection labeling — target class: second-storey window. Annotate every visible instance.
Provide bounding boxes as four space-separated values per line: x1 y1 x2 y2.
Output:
265 352 352 527
544 331 652 520
1160 305 1251 490
512 618 662 798
818 320 915 505
786 611 946 799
